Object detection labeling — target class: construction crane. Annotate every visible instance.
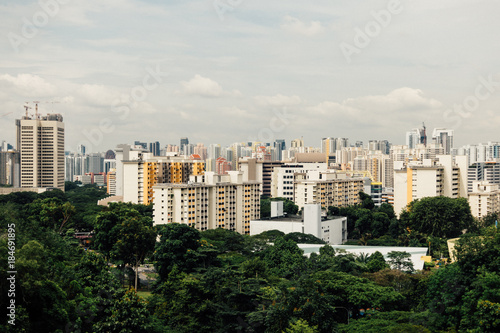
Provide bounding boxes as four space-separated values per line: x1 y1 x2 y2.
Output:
27 101 60 119
1 112 13 118
23 102 32 118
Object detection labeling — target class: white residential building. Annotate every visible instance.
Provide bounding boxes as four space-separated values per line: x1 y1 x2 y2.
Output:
152 171 260 235
393 155 467 216
468 181 500 219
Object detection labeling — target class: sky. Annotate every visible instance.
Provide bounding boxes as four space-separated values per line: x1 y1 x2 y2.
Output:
1 0 500 153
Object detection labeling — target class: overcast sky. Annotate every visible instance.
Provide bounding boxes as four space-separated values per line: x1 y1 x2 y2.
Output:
1 0 500 153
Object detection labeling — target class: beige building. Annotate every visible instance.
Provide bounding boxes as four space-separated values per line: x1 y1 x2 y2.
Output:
16 113 65 191
122 153 205 205
393 155 468 216
468 181 500 219
294 173 366 209
152 171 260 235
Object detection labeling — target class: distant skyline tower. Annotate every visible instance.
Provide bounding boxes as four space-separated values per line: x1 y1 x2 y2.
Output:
180 137 189 154
134 141 147 149
16 112 65 191
432 128 454 155
421 123 427 146
274 139 286 161
149 141 160 156
77 144 86 155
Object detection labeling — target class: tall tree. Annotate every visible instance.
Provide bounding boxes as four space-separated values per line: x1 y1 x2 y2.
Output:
402 197 474 238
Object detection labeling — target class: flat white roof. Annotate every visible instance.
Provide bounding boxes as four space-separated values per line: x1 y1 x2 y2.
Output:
297 244 428 270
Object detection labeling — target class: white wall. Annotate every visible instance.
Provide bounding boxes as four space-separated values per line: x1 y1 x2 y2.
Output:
123 162 139 204
250 220 303 236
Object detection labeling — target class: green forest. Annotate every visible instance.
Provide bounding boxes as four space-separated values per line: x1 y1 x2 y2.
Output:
1 183 500 332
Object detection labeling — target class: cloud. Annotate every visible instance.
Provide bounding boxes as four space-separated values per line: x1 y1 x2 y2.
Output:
281 15 325 36
254 94 302 106
345 87 442 111
0 74 57 96
76 84 121 106
178 75 241 97
306 87 442 129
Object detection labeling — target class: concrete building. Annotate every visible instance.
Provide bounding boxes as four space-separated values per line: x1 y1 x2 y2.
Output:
270 163 328 200
153 171 260 235
250 204 348 245
122 154 205 205
468 181 500 219
294 173 366 209
432 128 454 155
468 161 500 193
16 113 65 191
0 150 20 186
239 158 284 197
393 155 467 216
107 168 116 195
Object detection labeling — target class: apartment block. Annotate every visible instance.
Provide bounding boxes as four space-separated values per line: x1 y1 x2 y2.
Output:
468 181 500 219
294 173 366 209
393 155 467 216
152 171 260 235
122 153 205 205
468 161 500 193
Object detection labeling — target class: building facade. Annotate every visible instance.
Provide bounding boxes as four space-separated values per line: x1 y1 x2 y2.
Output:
152 171 260 235
16 113 65 191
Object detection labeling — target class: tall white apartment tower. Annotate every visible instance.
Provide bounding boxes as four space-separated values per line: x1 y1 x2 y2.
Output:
432 128 454 155
16 113 65 191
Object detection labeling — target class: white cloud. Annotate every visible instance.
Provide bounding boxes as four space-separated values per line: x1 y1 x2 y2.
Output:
254 94 302 106
178 75 241 97
345 87 442 111
281 15 325 36
75 84 121 106
306 88 442 129
0 74 57 96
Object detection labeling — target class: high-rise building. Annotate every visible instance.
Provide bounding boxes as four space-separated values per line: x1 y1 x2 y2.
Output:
432 128 454 155
393 155 467 216
216 157 232 175
77 144 86 155
134 141 148 150
274 139 286 162
180 137 189 154
291 137 304 148
16 113 65 191
0 150 20 186
468 181 500 219
149 141 160 156
86 153 103 174
152 171 260 235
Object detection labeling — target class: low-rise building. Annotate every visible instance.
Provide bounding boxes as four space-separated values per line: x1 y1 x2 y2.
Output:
250 204 347 245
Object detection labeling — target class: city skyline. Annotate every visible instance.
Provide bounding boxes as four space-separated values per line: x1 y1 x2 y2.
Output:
1 1 500 151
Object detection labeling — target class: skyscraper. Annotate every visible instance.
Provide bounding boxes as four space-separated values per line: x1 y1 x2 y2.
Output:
149 141 160 156
180 137 189 155
274 139 286 161
16 113 65 191
432 128 454 155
